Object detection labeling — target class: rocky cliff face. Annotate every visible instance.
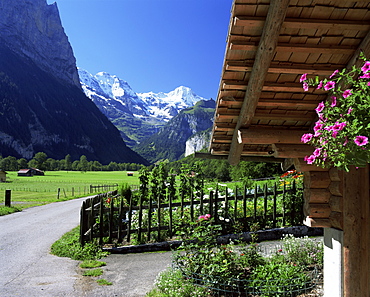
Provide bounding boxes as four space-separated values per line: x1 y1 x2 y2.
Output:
185 129 211 157
0 0 80 87
133 100 215 163
0 0 148 164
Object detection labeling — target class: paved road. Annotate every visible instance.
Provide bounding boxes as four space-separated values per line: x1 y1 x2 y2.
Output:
0 198 86 296
0 198 172 297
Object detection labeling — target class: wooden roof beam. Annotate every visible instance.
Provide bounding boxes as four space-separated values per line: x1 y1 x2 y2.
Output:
228 0 290 165
234 16 370 31
239 128 307 145
271 143 314 158
226 61 339 76
223 82 318 93
196 152 285 163
230 42 356 54
220 98 319 108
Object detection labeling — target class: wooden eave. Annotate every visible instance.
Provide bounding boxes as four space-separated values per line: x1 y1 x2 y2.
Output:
209 0 370 166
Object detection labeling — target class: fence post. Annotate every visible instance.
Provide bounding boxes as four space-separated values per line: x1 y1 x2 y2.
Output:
209 191 214 218
117 197 124 243
99 196 104 245
214 186 219 223
234 185 238 221
127 193 133 243
224 187 229 217
243 183 247 218
190 191 194 221
147 195 153 242
263 184 268 227
89 198 95 242
57 188 60 199
282 182 286 226
138 195 143 243
273 183 277 228
80 201 87 246
5 189 11 207
254 185 258 221
108 197 114 243
200 188 204 214
169 192 173 238
157 193 161 241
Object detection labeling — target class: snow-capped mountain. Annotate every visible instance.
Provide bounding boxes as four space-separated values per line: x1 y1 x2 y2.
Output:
79 69 206 122
138 86 206 121
78 69 208 147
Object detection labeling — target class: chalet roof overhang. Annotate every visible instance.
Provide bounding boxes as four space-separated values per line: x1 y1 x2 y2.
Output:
207 0 370 169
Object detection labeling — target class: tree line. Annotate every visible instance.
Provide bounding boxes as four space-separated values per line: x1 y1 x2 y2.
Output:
0 152 144 172
0 151 282 182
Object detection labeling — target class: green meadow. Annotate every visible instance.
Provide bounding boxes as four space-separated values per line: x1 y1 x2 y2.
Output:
0 171 139 210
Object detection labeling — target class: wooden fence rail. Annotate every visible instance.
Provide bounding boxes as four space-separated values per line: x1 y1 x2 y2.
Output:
80 182 301 246
89 184 119 193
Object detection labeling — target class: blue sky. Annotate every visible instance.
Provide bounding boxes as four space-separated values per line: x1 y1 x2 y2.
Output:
47 0 233 99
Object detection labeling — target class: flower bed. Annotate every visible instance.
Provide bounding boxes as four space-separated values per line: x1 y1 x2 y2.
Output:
151 216 323 297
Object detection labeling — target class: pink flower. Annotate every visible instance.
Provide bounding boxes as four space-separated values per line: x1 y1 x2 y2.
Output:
301 133 313 143
329 69 339 78
354 136 368 146
342 89 352 98
313 148 322 157
361 61 370 73
313 121 324 136
315 102 325 114
368 82 370 86
347 107 353 114
316 81 323 89
332 131 338 138
198 214 211 221
359 73 370 79
331 96 337 107
300 73 308 82
303 82 309 92
332 121 346 131
304 155 316 164
324 81 336 91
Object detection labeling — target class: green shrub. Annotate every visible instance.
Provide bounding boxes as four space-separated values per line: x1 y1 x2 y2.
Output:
51 226 108 260
153 268 210 297
170 215 321 296
118 182 132 204
251 262 308 297
273 234 324 268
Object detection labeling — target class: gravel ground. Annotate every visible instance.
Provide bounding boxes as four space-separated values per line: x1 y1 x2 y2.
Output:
76 237 323 297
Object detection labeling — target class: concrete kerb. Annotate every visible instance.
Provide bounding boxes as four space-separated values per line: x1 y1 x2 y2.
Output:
103 226 323 254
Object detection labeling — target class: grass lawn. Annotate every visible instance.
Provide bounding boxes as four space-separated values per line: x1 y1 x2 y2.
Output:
0 171 139 211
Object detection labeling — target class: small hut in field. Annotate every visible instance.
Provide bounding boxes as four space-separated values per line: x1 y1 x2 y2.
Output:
0 169 7 182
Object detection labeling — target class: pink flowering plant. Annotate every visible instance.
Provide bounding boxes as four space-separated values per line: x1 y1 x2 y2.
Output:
300 54 370 171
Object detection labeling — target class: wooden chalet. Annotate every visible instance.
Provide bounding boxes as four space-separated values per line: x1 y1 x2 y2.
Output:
0 169 7 182
17 168 44 177
204 0 370 296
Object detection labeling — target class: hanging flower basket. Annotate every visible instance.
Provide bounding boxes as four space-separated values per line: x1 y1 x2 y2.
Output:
300 53 370 171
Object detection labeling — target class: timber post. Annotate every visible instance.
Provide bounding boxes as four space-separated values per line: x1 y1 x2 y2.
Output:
5 189 11 207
